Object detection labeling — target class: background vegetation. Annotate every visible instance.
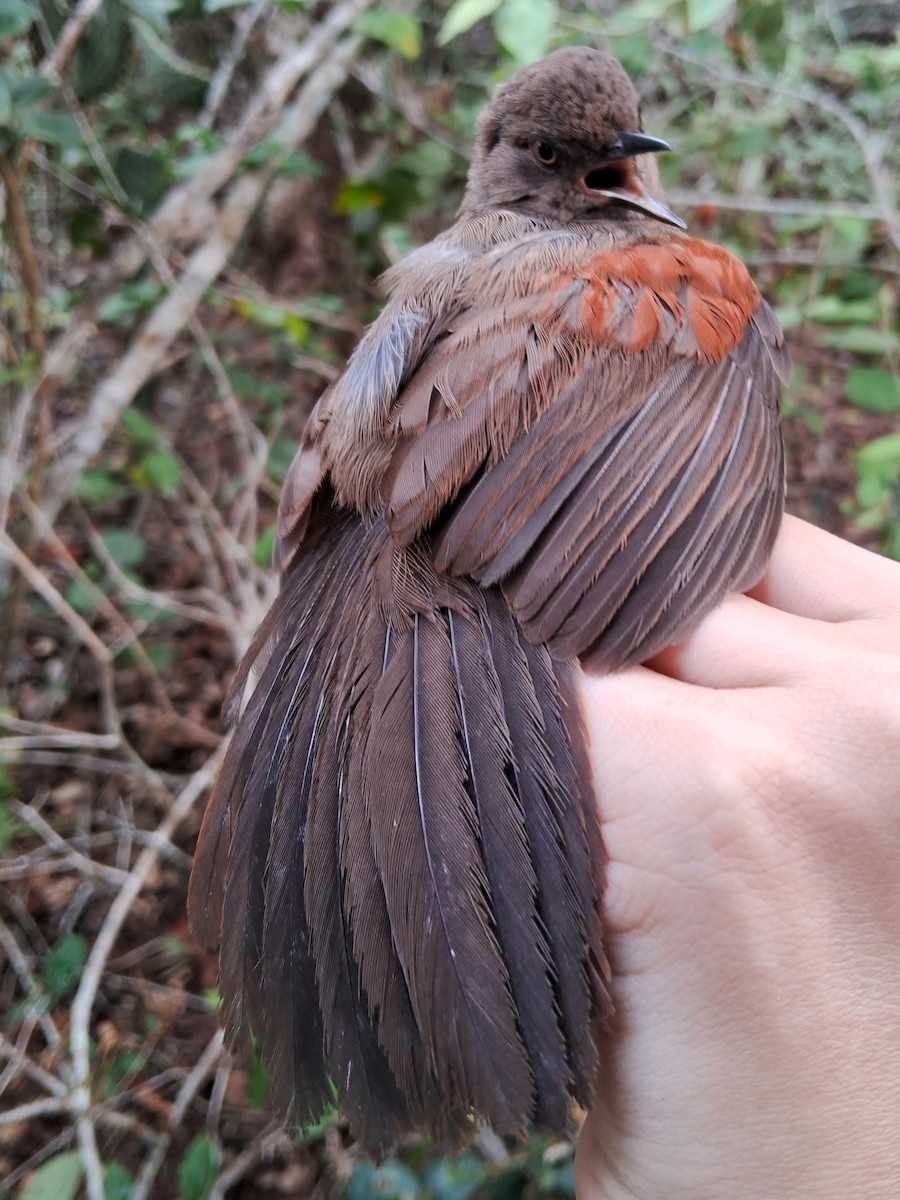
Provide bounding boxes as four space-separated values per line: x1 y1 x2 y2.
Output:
1 0 898 1196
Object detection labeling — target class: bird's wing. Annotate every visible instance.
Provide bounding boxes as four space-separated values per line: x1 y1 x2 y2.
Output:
382 233 789 667
273 227 492 573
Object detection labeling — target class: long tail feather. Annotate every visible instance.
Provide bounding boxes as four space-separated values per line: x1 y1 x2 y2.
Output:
190 511 606 1150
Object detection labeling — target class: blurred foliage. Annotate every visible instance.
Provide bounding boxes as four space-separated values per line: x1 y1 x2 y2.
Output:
0 0 898 1195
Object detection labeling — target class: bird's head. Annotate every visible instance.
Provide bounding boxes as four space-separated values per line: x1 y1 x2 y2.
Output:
461 46 685 229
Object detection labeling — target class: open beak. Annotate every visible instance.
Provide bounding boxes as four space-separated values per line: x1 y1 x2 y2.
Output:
585 130 687 230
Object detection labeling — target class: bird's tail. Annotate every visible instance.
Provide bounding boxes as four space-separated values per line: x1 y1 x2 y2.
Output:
188 509 609 1155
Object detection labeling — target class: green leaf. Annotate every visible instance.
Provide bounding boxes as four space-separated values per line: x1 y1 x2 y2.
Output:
0 793 22 855
42 935 88 1000
241 137 283 167
204 0 248 10
144 640 175 670
17 110 83 149
856 432 900 474
133 16 210 106
438 0 503 45
803 295 881 325
75 0 131 100
20 1152 83 1200
0 0 33 38
333 179 383 214
121 407 163 445
424 1153 486 1200
113 145 170 213
609 30 655 74
737 0 785 69
122 0 180 33
101 529 146 570
253 524 275 568
76 466 125 505
65 578 99 615
135 448 181 496
266 437 296 484
247 1042 268 1106
818 326 899 356
97 279 165 323
232 299 309 343
8 73 54 107
345 1160 421 1200
104 1161 135 1200
276 150 325 178
845 368 900 414
354 10 421 59
494 0 556 65
686 0 733 29
222 365 258 398
379 220 414 262
177 1134 219 1200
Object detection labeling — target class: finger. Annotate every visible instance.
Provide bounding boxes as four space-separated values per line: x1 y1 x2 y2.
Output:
749 514 900 622
647 591 825 689
579 663 723 801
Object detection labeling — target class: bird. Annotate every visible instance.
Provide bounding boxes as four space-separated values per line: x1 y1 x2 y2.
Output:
188 45 789 1156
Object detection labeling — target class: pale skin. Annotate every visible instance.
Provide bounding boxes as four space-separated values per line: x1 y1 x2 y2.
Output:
575 515 900 1200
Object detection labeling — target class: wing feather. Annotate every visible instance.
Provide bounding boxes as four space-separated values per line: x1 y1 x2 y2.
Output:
381 238 786 665
445 599 568 1128
481 591 603 1108
364 608 533 1131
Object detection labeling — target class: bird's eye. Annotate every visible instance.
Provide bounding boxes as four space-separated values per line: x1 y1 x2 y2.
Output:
532 141 557 166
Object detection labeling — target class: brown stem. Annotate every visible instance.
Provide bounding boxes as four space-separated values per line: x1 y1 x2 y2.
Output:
0 150 49 683
0 151 46 370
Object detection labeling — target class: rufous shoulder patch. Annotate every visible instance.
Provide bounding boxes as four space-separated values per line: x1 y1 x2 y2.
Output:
575 237 761 361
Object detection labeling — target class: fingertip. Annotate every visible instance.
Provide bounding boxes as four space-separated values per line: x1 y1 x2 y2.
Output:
751 515 899 621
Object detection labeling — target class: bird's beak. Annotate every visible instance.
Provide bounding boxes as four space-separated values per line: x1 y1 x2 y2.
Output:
585 130 687 230
605 132 672 159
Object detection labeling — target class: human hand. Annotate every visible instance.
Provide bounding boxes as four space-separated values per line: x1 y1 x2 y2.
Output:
574 515 900 1200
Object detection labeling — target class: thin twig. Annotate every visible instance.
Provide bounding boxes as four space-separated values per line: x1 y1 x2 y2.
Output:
0 532 112 665
0 715 120 749
0 915 62 1051
40 0 106 78
0 1031 68 1099
666 189 887 223
75 1115 106 1200
10 800 131 886
201 0 271 130
0 320 94 532
209 1127 296 1200
0 1126 75 1194
171 1029 225 1125
0 154 46 367
81 515 234 630
0 1096 69 1126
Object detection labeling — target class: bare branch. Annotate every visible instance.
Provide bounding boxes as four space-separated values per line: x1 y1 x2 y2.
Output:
40 0 106 79
201 0 271 130
171 1029 225 1125
665 189 887 224
39 31 364 532
0 1096 70 1126
115 0 374 278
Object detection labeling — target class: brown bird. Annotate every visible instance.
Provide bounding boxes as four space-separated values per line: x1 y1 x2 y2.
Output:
189 46 788 1155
